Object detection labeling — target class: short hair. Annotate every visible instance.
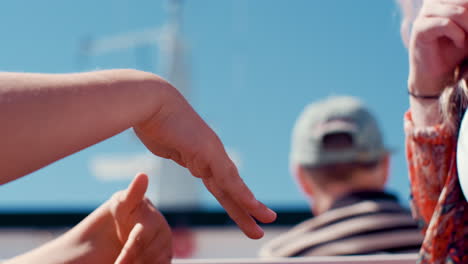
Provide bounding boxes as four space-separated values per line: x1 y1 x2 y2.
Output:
439 62 468 135
301 132 381 187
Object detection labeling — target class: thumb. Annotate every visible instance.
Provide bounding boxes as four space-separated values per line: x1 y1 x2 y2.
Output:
110 173 149 243
123 173 149 209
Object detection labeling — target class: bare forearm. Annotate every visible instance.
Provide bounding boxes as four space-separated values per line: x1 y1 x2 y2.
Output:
0 69 171 184
4 235 93 264
4 208 116 264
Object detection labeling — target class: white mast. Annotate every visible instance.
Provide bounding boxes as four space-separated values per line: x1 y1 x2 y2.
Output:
82 0 199 209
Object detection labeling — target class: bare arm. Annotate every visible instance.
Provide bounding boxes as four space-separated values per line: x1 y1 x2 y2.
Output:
0 69 276 239
0 69 169 184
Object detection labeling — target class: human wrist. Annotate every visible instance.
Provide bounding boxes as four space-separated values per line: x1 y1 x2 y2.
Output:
408 72 446 98
407 50 456 94
127 70 175 127
407 89 440 100
407 71 444 126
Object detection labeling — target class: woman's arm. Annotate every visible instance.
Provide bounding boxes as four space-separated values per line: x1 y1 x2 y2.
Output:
0 69 276 239
406 0 468 127
0 69 168 184
402 0 467 227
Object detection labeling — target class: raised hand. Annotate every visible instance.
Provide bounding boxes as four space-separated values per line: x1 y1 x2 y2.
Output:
4 173 172 264
409 0 468 95
110 173 172 264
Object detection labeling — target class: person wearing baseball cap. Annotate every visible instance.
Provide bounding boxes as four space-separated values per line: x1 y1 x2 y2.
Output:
260 96 422 257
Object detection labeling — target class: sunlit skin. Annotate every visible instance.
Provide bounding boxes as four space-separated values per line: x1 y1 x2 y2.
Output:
7 173 173 264
407 0 468 125
294 155 390 216
0 69 276 263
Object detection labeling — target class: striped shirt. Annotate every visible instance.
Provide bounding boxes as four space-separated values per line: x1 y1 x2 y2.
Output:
259 191 423 257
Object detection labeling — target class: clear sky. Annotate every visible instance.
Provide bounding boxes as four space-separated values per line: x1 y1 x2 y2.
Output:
0 0 410 212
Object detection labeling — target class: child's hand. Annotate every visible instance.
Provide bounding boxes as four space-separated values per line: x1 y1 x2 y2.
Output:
109 173 172 264
4 173 172 264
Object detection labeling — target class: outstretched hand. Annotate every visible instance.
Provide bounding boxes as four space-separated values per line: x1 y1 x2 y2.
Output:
134 88 277 239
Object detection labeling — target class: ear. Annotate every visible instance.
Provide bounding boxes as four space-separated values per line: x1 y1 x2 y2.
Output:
379 154 390 186
294 165 315 197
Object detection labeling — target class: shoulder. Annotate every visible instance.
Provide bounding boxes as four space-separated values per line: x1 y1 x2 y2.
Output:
259 200 422 257
258 217 318 258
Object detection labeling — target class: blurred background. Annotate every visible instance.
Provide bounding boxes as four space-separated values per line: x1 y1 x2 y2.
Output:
0 0 409 259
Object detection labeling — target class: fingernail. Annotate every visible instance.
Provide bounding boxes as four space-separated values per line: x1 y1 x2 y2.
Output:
252 225 264 239
267 208 277 217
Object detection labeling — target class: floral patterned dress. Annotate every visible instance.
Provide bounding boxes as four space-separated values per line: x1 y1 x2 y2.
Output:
405 112 468 264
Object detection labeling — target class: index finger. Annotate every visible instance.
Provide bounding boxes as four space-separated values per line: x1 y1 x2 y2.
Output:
211 158 277 224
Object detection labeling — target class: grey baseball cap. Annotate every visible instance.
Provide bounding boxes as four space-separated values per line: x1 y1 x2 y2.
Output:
290 96 388 167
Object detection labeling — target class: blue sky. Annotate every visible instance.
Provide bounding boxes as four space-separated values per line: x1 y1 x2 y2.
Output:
0 0 410 211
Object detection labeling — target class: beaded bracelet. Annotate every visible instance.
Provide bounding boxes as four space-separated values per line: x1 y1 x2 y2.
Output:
408 90 440 100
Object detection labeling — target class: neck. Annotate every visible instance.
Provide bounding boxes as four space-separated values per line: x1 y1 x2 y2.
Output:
311 185 384 215
310 194 335 215
311 184 348 215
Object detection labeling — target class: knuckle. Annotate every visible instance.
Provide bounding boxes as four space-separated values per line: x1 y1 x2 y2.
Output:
143 197 155 208
226 161 238 175
111 190 125 203
452 5 467 17
217 161 237 186
215 188 228 201
215 176 228 190
410 20 424 37
188 152 209 179
419 1 432 16
132 233 146 253
438 17 452 28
